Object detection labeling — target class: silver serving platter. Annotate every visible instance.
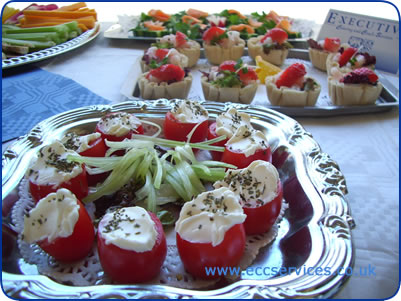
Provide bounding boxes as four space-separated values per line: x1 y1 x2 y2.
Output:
2 99 355 299
2 23 101 70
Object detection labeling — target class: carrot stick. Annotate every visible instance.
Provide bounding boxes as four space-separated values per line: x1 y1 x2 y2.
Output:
56 2 87 12
23 10 97 20
23 15 95 28
77 23 88 32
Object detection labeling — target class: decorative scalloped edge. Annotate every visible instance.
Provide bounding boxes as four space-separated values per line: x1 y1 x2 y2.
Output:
2 100 354 299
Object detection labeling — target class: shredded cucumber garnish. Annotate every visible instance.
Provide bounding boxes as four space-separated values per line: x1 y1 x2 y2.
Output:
67 135 235 214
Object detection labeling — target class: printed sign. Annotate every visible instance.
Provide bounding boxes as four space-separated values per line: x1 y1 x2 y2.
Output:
317 9 399 74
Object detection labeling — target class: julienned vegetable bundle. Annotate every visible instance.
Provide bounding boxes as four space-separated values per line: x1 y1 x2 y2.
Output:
132 8 302 40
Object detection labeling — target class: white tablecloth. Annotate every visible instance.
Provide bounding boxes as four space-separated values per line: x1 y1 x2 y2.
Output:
3 22 399 299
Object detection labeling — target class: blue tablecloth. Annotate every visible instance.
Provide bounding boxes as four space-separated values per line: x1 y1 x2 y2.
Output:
2 67 109 142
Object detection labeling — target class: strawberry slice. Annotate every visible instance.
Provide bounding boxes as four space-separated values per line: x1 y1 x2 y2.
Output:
219 60 237 72
275 63 306 88
147 64 185 82
323 37 341 52
202 26 226 43
238 67 258 85
261 28 288 44
175 31 188 48
338 47 358 67
155 48 169 61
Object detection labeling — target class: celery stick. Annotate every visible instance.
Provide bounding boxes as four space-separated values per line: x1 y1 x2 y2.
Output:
192 166 227 182
2 38 56 50
3 32 61 44
3 24 69 42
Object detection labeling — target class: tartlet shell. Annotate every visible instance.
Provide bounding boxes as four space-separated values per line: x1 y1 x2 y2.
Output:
265 76 321 107
138 73 193 100
201 76 258 104
247 36 288 66
204 40 245 65
177 40 201 68
308 48 330 72
328 77 383 106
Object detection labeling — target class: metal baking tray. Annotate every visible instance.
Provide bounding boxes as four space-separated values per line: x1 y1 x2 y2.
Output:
121 49 399 117
2 23 101 70
2 100 354 298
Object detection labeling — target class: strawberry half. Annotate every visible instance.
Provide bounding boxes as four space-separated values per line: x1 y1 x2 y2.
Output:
147 64 185 82
323 37 341 52
338 47 358 67
202 26 226 44
275 63 307 88
175 31 188 48
261 28 288 44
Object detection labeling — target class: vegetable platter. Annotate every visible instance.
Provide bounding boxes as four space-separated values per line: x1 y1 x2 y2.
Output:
2 99 355 298
2 2 100 69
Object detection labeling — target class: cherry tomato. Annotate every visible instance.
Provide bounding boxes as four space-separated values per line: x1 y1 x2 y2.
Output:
79 137 107 157
38 199 95 262
97 211 167 283
95 113 144 142
176 223 246 279
78 137 109 186
29 167 89 203
243 181 283 235
207 122 227 161
221 146 272 169
163 111 208 143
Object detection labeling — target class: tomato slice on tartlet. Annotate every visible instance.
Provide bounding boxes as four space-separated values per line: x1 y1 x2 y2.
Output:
163 100 209 143
22 188 95 262
97 207 167 283
175 187 246 279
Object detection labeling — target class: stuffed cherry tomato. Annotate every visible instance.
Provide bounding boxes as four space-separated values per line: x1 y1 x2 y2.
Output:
214 160 282 235
175 187 246 279
22 188 95 262
221 125 272 169
163 100 209 143
62 132 108 186
97 207 167 283
96 112 144 142
208 108 252 161
27 141 89 203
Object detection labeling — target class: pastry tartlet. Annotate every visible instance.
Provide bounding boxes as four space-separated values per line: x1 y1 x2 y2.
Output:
201 60 258 104
152 31 201 68
326 45 376 75
138 64 192 100
202 27 245 65
328 67 382 106
247 28 292 66
307 37 341 71
141 46 188 72
265 63 321 106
